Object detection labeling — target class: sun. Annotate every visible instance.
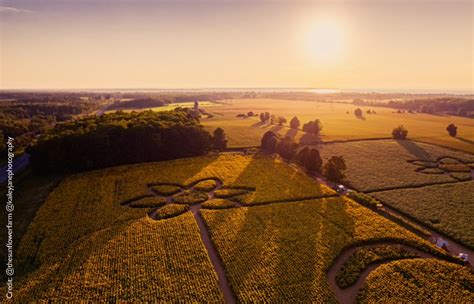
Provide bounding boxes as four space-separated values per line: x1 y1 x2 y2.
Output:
307 19 344 64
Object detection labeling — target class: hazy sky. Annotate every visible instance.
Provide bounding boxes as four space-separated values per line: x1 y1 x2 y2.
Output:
0 0 472 92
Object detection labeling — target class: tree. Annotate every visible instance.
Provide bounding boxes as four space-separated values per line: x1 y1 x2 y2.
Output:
277 116 287 126
302 119 322 136
247 111 254 117
296 147 323 172
270 114 276 124
354 108 363 118
213 127 227 151
290 116 300 129
446 124 457 137
323 156 346 182
392 125 408 139
261 131 280 153
277 136 298 160
259 113 265 122
264 112 270 121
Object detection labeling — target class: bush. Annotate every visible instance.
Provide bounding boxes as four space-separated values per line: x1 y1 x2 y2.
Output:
302 120 322 136
392 125 408 139
446 123 457 137
261 131 280 153
290 116 300 129
247 111 254 117
323 156 346 182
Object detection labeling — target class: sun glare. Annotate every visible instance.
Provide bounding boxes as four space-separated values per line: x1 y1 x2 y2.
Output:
307 20 344 64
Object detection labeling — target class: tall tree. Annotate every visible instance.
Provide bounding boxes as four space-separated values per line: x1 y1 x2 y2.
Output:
213 127 228 151
290 116 300 129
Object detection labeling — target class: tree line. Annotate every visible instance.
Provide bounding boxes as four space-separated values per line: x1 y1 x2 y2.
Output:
28 109 224 174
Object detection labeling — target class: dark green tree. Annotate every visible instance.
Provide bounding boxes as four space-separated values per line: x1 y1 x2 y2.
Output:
261 131 280 153
446 124 457 137
213 127 227 151
392 125 408 139
323 156 347 182
277 136 298 160
290 116 300 129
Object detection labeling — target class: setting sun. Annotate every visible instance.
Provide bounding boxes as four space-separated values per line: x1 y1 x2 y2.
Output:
307 19 345 64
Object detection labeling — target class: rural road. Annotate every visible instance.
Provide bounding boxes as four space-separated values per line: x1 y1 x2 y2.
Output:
0 153 30 184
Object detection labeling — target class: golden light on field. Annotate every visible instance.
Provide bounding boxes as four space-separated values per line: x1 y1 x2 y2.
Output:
306 19 345 65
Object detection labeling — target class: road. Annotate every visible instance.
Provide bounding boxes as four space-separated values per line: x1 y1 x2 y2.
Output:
0 153 30 184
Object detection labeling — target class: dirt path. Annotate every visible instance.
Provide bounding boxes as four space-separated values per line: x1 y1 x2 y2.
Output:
190 205 236 304
326 242 446 304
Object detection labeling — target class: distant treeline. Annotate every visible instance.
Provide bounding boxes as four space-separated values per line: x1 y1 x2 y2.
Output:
28 109 213 174
108 93 243 110
353 98 474 117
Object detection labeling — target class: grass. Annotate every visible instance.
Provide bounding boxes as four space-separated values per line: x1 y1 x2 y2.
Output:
371 181 474 248
358 259 474 303
317 139 474 192
199 98 474 153
335 245 419 288
201 196 450 303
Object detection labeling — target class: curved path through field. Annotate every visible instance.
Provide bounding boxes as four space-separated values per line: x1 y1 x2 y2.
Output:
326 242 451 304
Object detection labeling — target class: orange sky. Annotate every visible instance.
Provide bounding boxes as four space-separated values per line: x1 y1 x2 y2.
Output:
0 1 472 92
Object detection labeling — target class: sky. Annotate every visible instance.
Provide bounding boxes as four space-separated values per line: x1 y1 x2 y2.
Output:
0 0 472 92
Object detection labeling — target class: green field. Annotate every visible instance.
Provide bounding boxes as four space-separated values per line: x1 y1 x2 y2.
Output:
316 139 474 192
9 154 462 302
199 98 474 153
371 181 474 249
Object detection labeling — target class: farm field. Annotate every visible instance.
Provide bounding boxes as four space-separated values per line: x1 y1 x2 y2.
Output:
371 181 474 249
201 197 454 302
199 98 474 153
316 139 474 192
358 259 474 303
106 101 218 113
9 153 467 302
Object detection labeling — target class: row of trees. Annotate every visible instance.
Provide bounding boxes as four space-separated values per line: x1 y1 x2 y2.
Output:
28 109 224 174
261 131 346 182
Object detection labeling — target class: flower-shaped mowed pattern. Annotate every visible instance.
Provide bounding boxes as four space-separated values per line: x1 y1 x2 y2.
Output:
120 177 256 220
408 157 474 181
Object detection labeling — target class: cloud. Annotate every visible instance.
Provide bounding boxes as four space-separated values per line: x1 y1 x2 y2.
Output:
0 6 34 14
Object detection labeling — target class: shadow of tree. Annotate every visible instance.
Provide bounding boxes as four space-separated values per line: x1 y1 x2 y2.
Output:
285 128 298 138
455 137 474 145
396 140 431 160
270 125 283 133
299 133 321 145
251 121 267 128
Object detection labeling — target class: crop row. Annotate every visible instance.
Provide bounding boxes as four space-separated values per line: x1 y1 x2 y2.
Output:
335 244 419 288
357 259 474 303
201 196 446 302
